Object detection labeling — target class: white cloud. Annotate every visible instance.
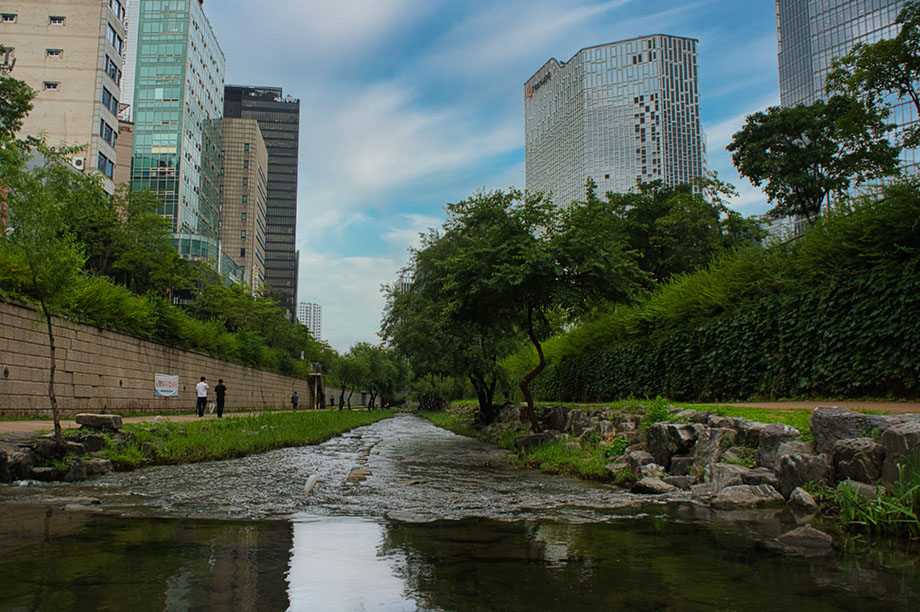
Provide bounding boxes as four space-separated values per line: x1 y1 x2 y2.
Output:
298 250 402 352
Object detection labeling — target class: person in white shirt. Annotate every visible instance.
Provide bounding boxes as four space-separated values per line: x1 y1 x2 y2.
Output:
196 376 209 417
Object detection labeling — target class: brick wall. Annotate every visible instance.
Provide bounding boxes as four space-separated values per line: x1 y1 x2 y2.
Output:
0 300 344 418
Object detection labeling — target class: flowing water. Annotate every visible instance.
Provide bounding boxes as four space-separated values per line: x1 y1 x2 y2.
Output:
0 413 918 611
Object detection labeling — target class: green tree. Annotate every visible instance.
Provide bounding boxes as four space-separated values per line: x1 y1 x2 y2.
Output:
1 146 87 447
826 1 920 147
0 65 34 140
727 95 901 222
394 187 642 431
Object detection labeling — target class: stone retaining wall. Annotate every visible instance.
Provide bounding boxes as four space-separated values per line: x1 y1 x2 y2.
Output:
0 300 352 417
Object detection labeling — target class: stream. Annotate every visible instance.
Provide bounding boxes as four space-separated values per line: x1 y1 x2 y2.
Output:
1 413 918 611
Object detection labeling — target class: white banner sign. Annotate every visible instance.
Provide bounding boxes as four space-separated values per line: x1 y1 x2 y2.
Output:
154 373 179 397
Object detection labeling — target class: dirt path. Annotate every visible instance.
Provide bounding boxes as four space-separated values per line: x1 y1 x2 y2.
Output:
696 401 920 414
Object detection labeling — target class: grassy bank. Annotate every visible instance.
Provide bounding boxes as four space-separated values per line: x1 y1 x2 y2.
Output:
423 399 813 481
100 410 393 469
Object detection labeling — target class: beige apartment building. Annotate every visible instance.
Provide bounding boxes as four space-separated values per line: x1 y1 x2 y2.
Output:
1 0 127 193
220 118 268 290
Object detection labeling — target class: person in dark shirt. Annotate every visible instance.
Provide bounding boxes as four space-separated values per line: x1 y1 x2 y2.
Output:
214 379 228 418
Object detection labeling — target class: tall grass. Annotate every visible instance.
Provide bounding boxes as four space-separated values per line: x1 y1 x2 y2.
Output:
835 459 920 539
101 410 393 469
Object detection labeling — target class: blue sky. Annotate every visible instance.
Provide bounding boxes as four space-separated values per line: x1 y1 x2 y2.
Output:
206 0 781 351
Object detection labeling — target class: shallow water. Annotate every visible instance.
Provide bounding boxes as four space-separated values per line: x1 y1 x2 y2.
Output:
1 414 918 611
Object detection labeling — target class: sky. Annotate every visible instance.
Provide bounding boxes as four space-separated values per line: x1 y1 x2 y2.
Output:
205 0 781 352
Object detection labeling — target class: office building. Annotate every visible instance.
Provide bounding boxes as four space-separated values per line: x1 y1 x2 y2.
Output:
524 35 704 207
776 0 916 167
1 0 128 194
297 302 322 341
221 118 268 289
125 0 237 276
224 85 300 318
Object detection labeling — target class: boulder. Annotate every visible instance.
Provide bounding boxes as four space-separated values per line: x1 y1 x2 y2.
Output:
736 420 767 448
673 409 698 421
0 445 34 482
626 450 656 476
833 437 885 484
30 467 60 482
687 411 712 424
663 475 696 490
788 487 819 513
604 461 631 480
598 420 615 438
756 423 801 468
669 454 695 477
613 413 643 434
711 484 785 510
65 441 87 456
75 413 123 431
810 406 890 455
774 525 834 555
776 440 816 458
83 458 115 477
64 458 85 482
31 438 57 460
837 479 879 500
693 428 737 471
690 481 725 504
776 453 833 498
632 477 679 494
720 446 754 466
513 432 557 451
647 423 701 470
638 463 666 479
707 415 735 429
77 434 106 453
739 467 780 490
703 462 747 487
540 406 569 432
880 421 920 485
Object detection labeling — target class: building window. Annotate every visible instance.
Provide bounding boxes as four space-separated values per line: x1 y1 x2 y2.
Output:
46 48 63 58
99 119 116 146
243 160 249 169
243 143 250 152
107 24 123 55
108 0 126 22
1 14 17 23
97 152 114 179
241 230 246 239
49 16 65 26
105 55 122 85
240 248 246 258
242 178 248 186
242 195 248 204
43 81 60 90
101 87 119 115
241 212 247 221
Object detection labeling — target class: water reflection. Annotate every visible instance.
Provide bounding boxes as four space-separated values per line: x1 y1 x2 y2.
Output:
288 517 415 611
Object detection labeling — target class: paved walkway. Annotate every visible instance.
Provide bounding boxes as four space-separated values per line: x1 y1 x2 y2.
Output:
0 410 305 435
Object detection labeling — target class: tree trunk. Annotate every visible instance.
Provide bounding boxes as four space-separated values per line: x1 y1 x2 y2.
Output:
338 384 346 410
40 296 64 448
518 303 543 433
347 386 355 408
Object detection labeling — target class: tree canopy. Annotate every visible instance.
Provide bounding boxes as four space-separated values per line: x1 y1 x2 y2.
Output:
727 95 901 222
826 0 920 147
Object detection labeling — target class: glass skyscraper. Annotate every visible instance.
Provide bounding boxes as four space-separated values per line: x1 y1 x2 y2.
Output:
126 0 233 269
524 35 704 207
224 85 301 318
776 0 916 168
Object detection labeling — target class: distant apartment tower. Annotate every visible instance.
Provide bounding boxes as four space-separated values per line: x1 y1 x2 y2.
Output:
297 302 322 341
125 0 238 277
1 0 128 193
776 1 917 167
224 85 301 318
221 118 269 289
524 35 704 206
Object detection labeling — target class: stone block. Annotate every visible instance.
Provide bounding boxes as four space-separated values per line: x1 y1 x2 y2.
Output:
810 406 892 455
834 437 885 484
776 453 833 498
881 421 920 485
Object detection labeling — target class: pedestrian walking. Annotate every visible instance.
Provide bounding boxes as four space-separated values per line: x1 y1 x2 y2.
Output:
214 379 227 418
291 391 299 411
196 376 209 417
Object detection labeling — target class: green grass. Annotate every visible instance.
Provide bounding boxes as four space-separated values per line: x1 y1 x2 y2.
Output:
100 410 393 469
510 440 609 480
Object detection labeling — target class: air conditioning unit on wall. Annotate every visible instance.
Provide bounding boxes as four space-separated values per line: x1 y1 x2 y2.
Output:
71 157 85 171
